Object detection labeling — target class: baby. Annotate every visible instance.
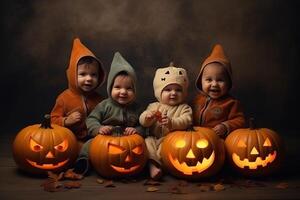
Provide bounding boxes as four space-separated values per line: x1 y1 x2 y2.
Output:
73 52 144 175
51 38 106 148
193 44 245 138
139 63 193 180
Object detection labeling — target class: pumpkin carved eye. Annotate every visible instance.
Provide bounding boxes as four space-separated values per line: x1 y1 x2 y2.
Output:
108 144 125 154
175 140 186 148
30 138 43 152
196 139 208 148
237 140 247 148
132 145 143 155
54 140 68 152
263 138 272 147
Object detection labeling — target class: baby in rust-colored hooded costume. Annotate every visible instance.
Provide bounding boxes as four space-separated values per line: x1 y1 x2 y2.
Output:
193 44 245 138
51 38 106 148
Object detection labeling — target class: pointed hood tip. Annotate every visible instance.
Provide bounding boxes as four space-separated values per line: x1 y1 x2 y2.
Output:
195 44 232 91
67 38 106 93
107 52 137 97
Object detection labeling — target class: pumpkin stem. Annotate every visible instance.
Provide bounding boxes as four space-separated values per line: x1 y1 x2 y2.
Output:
40 114 53 129
111 126 123 136
249 117 256 130
187 125 196 132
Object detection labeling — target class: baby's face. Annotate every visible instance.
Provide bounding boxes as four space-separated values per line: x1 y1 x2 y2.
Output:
201 63 229 99
161 84 184 106
77 62 99 92
111 75 135 105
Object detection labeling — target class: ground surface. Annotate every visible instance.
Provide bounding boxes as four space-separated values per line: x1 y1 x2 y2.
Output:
1 133 299 200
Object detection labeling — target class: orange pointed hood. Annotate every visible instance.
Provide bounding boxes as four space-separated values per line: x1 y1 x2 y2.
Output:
195 44 232 91
66 38 106 93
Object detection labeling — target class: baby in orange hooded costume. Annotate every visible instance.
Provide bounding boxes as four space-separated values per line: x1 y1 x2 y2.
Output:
193 44 245 138
51 38 106 145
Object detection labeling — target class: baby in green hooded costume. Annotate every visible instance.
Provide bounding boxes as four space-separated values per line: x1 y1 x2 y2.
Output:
73 52 144 175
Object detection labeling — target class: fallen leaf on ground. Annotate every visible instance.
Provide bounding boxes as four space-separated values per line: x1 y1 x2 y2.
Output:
64 181 82 189
276 182 288 189
64 169 83 180
104 180 116 187
213 183 225 191
47 171 64 181
144 179 162 186
96 178 104 184
42 181 63 192
147 186 159 192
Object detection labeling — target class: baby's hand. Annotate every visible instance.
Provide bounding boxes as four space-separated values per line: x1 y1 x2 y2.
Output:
145 111 156 121
124 127 138 135
213 124 227 138
159 112 171 129
64 111 82 126
99 126 113 135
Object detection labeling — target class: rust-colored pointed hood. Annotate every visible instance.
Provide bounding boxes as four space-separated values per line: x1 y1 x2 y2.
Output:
195 44 232 91
66 38 106 94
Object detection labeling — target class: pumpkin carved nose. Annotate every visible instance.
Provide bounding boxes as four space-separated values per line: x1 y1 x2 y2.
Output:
250 147 259 155
125 155 132 162
186 149 196 158
46 151 55 158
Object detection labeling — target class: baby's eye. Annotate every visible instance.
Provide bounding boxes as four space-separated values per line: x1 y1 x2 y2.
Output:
91 73 98 77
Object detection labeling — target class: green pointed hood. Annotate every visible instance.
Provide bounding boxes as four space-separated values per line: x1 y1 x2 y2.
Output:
107 52 137 98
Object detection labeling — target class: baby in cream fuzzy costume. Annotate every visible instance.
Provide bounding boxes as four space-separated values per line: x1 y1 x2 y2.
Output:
139 63 193 180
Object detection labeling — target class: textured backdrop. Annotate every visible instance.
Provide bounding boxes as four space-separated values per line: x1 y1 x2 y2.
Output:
2 0 299 134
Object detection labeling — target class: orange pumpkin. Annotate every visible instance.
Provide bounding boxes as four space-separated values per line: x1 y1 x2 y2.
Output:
161 127 225 180
12 115 78 175
225 118 284 176
89 128 148 178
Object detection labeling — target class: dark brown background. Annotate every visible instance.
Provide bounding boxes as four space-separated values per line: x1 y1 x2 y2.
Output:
2 0 300 135
1 1 300 199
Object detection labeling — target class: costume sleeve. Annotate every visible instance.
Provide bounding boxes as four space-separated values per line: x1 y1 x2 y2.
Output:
139 103 159 127
222 100 246 134
50 97 66 126
86 102 106 137
170 104 193 131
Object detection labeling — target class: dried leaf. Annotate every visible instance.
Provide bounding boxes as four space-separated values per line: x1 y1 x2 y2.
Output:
170 186 187 194
96 178 104 184
64 181 82 189
147 186 159 192
104 180 116 187
47 171 64 181
144 179 162 186
213 183 225 191
43 181 63 192
64 169 83 180
276 182 288 189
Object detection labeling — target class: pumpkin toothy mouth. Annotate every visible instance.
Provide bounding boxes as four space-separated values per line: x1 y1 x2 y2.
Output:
168 152 215 175
232 151 277 169
26 159 69 170
111 165 140 173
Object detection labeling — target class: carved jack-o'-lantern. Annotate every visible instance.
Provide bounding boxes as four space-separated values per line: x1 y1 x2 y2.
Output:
161 127 225 179
89 128 148 178
225 118 284 176
12 115 78 175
